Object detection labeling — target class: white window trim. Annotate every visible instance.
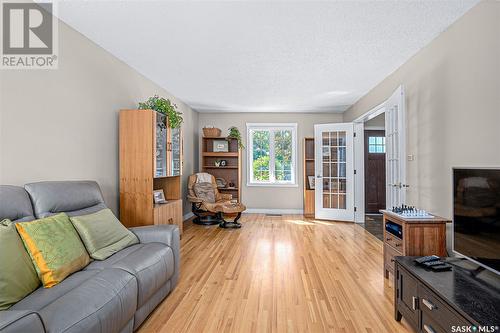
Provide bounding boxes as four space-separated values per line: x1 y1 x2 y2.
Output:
246 123 298 187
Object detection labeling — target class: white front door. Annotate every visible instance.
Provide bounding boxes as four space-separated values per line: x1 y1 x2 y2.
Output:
385 85 407 209
314 123 355 221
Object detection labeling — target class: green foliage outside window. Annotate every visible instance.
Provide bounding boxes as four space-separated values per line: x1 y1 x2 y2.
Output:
251 129 293 182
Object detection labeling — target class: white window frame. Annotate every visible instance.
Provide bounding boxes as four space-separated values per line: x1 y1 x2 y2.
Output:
246 123 298 187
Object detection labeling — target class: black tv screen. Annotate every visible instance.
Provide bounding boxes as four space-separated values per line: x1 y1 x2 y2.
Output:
453 168 500 274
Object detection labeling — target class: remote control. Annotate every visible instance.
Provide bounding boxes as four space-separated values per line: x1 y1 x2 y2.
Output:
430 264 452 272
414 255 440 264
422 260 445 267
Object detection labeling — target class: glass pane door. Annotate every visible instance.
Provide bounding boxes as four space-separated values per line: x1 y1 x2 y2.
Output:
170 127 181 176
321 131 347 210
155 113 167 178
384 85 406 208
314 123 354 222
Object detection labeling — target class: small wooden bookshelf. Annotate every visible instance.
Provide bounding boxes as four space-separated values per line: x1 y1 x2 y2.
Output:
303 137 315 217
201 137 241 202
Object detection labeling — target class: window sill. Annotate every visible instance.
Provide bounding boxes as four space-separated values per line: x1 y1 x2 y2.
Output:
246 183 299 188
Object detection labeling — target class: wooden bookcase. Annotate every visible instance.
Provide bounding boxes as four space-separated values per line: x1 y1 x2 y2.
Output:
119 109 183 234
303 137 315 217
201 137 241 202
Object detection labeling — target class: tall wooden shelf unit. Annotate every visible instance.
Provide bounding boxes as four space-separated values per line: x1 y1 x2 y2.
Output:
201 137 241 202
303 137 315 217
119 109 183 234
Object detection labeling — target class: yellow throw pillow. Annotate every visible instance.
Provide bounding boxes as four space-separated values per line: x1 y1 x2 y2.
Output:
16 213 90 288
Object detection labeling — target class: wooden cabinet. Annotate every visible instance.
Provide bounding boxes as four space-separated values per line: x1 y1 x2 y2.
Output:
395 265 420 328
394 257 499 333
382 210 449 278
119 109 183 234
154 200 182 234
303 138 315 217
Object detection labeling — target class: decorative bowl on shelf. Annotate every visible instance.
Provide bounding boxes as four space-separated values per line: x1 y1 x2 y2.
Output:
216 177 227 188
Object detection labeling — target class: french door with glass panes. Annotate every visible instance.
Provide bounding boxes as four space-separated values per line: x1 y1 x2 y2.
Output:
385 85 407 208
314 123 355 221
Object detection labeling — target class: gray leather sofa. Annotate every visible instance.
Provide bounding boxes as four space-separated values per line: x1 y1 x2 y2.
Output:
0 181 180 333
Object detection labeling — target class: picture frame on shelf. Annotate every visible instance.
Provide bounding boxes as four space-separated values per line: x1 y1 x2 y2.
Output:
308 176 315 189
213 140 229 152
153 189 167 204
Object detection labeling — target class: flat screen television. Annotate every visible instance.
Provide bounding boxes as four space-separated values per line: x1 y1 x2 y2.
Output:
453 168 500 274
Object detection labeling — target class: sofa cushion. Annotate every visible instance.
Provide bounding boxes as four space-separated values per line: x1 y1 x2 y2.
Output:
24 181 107 218
85 243 174 307
70 209 138 260
16 213 90 288
0 219 40 310
12 269 137 333
0 185 35 222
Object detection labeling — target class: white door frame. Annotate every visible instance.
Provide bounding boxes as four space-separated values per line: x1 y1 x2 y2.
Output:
314 123 355 222
352 85 407 222
352 102 385 223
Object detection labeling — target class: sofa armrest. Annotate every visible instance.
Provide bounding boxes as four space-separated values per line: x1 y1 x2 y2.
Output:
129 225 180 287
0 310 45 333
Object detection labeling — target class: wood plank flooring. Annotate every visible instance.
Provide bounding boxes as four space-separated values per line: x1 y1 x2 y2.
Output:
138 214 413 333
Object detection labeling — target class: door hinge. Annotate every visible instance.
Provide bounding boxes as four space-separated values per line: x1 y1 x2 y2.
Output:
353 132 357 137
354 169 357 175
354 207 357 212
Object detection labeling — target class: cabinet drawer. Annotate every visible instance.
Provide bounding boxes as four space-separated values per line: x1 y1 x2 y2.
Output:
421 311 446 333
384 244 402 274
419 284 471 331
385 232 403 251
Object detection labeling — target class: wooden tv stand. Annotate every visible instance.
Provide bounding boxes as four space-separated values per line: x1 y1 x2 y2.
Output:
381 210 450 279
394 256 500 332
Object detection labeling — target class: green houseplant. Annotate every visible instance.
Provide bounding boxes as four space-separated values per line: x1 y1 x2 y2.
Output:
138 95 183 128
227 126 244 149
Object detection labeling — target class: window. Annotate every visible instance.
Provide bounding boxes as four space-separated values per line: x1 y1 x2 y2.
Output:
247 123 297 186
368 136 386 153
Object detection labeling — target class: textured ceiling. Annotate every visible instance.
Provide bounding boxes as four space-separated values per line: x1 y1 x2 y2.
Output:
56 1 479 113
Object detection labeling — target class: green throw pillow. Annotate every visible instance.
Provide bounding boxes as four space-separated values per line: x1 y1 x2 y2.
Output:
16 213 90 288
70 209 138 260
0 219 41 310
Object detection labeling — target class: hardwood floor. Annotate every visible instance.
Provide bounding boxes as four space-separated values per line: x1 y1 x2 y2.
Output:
138 214 413 333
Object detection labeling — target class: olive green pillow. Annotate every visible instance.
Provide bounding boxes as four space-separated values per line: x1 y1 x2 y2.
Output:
70 209 138 260
16 213 90 288
0 219 41 309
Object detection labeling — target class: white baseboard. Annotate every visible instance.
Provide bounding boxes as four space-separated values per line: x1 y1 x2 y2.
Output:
244 208 304 215
183 212 194 221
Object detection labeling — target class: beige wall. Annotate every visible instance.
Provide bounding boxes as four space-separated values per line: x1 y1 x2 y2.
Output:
344 1 500 223
364 113 385 129
0 19 199 216
199 112 342 211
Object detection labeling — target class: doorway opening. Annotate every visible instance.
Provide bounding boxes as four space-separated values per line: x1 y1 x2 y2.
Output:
363 114 386 240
